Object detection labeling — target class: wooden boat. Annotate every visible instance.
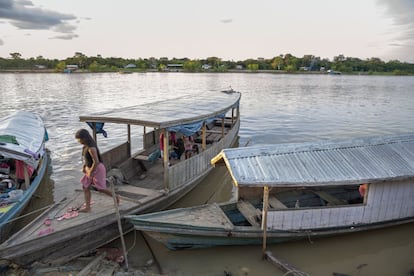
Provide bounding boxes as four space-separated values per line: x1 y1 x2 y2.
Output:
126 134 414 250
0 90 241 266
0 111 50 242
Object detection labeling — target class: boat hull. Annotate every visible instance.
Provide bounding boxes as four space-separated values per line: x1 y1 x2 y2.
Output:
0 153 50 242
138 217 414 250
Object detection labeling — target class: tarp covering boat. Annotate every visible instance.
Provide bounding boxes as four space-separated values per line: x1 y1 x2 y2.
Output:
0 111 47 167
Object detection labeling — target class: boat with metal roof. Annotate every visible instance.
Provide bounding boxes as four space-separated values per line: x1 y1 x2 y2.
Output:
0 90 241 266
126 133 414 250
0 111 50 242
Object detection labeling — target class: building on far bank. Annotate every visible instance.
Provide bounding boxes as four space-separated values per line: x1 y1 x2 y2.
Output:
166 64 183 72
63 64 79 73
124 64 137 69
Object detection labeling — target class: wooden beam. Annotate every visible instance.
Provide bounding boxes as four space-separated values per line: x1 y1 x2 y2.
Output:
162 129 169 190
262 186 269 256
268 196 287 209
23 164 30 189
221 117 224 138
313 191 346 205
92 122 97 142
237 200 260 227
202 123 206 151
127 124 131 156
265 251 309 276
77 252 106 276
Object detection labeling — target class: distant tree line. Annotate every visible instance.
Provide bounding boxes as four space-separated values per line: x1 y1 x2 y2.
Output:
1 52 413 75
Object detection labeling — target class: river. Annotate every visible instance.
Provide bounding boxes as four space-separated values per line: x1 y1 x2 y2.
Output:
1 72 413 275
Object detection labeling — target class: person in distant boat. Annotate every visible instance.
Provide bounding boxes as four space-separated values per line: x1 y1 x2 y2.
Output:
174 136 185 160
359 183 368 198
75 129 119 212
184 135 194 159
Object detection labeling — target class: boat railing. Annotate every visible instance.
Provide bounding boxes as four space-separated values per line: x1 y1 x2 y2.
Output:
101 142 130 170
168 119 239 190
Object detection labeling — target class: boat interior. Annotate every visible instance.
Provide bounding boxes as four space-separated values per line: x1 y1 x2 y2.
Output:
100 117 237 193
222 185 367 227
0 157 39 203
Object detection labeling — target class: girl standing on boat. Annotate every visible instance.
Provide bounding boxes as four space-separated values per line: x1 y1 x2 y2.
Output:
75 129 119 212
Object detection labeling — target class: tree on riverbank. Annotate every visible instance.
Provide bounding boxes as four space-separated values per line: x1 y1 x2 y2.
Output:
0 52 413 75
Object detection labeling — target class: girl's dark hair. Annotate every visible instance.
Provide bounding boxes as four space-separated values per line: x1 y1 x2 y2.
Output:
75 129 96 147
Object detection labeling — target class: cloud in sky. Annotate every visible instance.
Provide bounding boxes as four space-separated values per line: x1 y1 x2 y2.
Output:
0 0 78 37
376 0 414 61
0 38 3 46
220 19 233 24
0 0 412 62
50 34 79 40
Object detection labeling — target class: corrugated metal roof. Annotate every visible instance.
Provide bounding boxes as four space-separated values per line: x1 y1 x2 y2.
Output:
211 134 414 187
79 91 240 129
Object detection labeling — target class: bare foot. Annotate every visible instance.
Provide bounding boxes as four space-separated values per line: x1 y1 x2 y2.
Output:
79 206 91 213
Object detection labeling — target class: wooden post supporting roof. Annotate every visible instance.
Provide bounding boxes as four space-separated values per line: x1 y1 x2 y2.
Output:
221 117 225 138
262 185 269 258
92 122 97 142
202 123 206 151
23 164 30 189
162 129 169 190
127 124 131 156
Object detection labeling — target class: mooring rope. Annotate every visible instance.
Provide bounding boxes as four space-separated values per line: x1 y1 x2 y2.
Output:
1 197 67 227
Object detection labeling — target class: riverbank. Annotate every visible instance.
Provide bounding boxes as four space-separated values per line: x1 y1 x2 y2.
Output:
0 68 412 76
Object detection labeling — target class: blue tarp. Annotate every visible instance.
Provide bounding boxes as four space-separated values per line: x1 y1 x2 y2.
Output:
87 122 107 137
166 113 225 136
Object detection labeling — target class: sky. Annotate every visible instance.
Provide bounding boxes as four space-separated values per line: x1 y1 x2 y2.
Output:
0 0 413 62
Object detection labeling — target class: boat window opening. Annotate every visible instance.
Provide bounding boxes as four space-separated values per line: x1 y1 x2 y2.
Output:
267 185 366 209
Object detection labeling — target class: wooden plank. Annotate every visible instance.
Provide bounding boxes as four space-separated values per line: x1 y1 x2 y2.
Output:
268 196 287 209
265 251 309 276
237 200 261 227
134 155 149 161
116 185 162 197
77 252 106 276
206 130 227 134
313 191 346 205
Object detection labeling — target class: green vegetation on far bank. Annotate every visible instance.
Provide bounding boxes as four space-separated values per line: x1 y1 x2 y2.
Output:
1 52 413 75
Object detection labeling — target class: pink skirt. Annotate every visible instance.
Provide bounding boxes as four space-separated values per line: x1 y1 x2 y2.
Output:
80 163 107 190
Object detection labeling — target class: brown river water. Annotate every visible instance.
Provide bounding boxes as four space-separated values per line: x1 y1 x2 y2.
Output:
2 72 414 275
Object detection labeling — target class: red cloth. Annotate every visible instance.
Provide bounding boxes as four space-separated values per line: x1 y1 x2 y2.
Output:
15 160 34 180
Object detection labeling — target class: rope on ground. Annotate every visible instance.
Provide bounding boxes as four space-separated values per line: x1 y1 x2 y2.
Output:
127 227 137 253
